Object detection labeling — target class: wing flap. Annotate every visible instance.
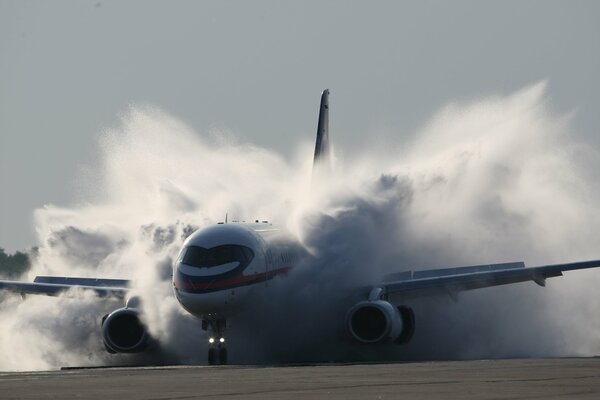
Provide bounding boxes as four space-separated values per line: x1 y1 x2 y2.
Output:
384 260 600 298
34 276 131 288
0 279 129 299
384 261 525 281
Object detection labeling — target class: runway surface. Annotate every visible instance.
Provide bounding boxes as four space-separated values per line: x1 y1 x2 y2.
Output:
1 358 600 399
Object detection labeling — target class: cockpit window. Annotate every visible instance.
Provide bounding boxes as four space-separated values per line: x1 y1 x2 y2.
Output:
180 245 254 268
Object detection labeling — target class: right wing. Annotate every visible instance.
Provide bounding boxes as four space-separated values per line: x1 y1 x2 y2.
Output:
0 276 130 299
382 260 600 299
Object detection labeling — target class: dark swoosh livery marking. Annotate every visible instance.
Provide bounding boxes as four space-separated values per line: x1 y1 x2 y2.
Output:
175 267 292 294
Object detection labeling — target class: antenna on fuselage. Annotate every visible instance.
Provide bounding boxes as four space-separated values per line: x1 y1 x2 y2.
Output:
225 213 228 224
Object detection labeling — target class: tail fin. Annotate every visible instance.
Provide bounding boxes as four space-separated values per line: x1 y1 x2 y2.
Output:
313 89 331 168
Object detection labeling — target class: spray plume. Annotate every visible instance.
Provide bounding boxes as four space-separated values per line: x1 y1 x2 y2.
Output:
1 82 599 370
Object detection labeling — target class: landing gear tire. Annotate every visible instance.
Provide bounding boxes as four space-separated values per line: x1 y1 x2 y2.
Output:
208 348 217 365
205 318 228 365
219 347 228 365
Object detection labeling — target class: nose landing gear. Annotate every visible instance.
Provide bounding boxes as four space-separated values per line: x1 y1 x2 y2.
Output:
204 318 228 365
207 336 227 365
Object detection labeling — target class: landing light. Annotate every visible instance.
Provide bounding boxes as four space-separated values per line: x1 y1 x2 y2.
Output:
219 337 225 343
209 337 215 344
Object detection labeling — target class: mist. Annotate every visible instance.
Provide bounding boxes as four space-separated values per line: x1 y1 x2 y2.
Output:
1 82 599 371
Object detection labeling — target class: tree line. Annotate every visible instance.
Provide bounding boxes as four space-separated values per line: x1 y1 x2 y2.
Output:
0 247 37 278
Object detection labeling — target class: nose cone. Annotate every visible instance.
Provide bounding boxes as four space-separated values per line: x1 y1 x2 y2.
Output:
173 224 264 306
174 282 237 315
172 224 267 316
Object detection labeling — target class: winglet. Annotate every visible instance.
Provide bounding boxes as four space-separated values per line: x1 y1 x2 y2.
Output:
313 89 330 168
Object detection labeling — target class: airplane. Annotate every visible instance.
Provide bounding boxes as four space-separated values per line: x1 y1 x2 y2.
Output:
1 89 600 365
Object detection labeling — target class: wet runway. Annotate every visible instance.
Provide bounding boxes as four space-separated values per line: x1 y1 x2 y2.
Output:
1 358 600 399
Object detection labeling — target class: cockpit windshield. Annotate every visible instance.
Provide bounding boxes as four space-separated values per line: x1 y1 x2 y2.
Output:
179 245 254 269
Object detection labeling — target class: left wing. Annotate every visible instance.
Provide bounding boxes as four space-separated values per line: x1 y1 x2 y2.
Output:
382 260 600 299
0 276 130 299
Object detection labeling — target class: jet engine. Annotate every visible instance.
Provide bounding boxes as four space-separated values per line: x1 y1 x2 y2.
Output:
346 300 415 344
101 307 150 353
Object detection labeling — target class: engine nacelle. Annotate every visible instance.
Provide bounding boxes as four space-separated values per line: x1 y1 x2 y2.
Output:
101 307 149 353
345 300 415 344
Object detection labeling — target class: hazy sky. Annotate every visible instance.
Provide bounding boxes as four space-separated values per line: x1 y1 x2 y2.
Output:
1 0 599 252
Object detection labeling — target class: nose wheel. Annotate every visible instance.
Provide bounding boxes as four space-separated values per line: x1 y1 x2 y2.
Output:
204 318 228 365
207 346 228 365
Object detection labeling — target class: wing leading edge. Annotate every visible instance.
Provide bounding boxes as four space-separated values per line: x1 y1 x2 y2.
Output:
383 260 600 299
0 276 130 299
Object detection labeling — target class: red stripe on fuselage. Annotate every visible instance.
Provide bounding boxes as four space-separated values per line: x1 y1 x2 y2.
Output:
178 267 292 292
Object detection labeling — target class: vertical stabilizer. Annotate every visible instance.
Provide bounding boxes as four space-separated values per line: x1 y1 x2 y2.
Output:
313 89 330 168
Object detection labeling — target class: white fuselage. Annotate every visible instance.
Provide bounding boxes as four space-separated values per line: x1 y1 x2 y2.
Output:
172 223 300 319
